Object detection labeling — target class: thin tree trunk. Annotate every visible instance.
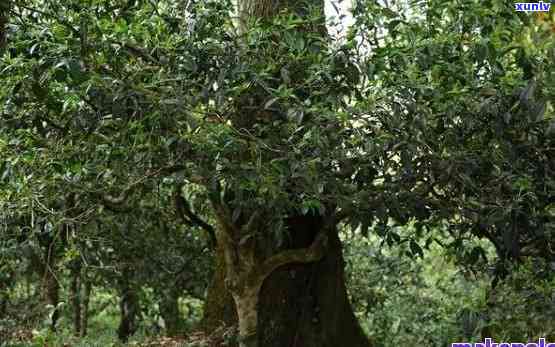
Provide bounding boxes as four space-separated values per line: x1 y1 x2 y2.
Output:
70 262 82 336
29 230 61 333
117 269 139 342
39 240 60 332
44 193 75 332
0 0 9 51
0 291 7 319
159 287 182 336
0 268 13 319
44 267 60 332
80 278 91 337
0 296 6 318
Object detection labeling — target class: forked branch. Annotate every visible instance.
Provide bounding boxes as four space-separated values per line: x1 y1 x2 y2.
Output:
259 231 328 281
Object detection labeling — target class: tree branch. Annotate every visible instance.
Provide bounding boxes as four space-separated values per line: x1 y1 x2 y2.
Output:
0 0 10 51
259 231 328 281
174 186 216 246
108 39 160 65
89 165 187 213
15 3 80 37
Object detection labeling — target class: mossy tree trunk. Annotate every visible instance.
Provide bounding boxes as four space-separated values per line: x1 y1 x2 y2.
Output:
201 243 237 332
203 214 370 347
259 216 369 347
210 200 333 347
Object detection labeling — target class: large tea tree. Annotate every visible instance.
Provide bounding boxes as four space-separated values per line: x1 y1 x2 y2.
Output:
0 1 375 345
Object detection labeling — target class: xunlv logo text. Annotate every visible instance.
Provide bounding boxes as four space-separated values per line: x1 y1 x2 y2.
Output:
514 1 552 11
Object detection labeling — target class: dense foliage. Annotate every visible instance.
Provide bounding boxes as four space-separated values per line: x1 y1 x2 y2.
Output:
0 0 553 346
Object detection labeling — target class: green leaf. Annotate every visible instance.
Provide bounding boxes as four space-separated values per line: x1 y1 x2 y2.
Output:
360 222 369 237
530 101 546 122
115 18 128 34
409 240 423 258
519 79 536 105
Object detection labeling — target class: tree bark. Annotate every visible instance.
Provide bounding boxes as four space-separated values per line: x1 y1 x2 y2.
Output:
203 215 371 347
80 278 91 337
44 264 60 332
117 269 139 342
70 262 82 336
28 227 62 333
0 0 9 51
258 218 370 347
0 299 5 319
209 198 332 347
201 243 238 332
159 287 182 336
233 287 259 347
35 238 61 332
0 268 13 319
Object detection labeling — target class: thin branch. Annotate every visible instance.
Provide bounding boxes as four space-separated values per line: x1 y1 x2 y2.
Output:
91 164 186 211
108 38 160 65
174 186 217 246
15 3 80 37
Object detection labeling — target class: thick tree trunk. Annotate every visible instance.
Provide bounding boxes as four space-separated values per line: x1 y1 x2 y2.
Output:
201 244 238 332
232 286 260 347
203 215 371 347
258 220 369 347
